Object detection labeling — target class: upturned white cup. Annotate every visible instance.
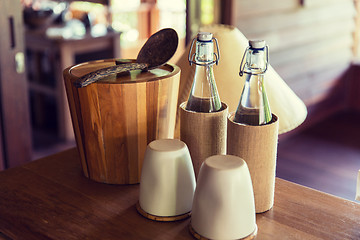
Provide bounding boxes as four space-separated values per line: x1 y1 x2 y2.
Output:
190 155 257 239
138 139 196 220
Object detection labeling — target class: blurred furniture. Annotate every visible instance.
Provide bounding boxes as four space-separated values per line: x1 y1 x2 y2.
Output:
138 2 160 39
25 30 121 141
0 148 359 239
0 0 32 169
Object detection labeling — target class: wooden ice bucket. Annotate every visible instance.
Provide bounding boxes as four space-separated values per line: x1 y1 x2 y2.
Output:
63 59 180 184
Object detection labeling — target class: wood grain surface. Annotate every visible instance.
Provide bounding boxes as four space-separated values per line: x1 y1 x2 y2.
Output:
0 148 359 239
63 59 180 184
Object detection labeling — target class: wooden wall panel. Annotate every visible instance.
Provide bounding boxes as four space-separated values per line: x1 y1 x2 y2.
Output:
233 0 356 110
235 0 355 36
273 40 353 81
288 62 350 105
270 34 353 67
301 0 350 8
259 18 355 53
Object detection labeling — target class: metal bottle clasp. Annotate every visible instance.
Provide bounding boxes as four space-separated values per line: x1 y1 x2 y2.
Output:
239 45 269 77
188 37 220 66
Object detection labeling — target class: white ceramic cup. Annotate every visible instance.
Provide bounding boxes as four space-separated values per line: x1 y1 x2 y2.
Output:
138 139 196 219
191 155 257 239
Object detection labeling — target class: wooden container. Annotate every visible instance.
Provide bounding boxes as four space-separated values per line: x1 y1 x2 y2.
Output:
227 113 279 213
179 102 228 178
63 59 180 184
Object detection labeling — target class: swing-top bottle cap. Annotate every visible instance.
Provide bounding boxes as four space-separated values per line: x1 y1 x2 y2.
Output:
249 40 266 49
197 32 213 41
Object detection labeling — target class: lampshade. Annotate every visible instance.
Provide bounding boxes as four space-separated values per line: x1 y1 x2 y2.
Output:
176 24 307 134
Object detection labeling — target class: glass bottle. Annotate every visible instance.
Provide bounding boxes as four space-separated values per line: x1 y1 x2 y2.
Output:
185 32 222 113
233 40 272 125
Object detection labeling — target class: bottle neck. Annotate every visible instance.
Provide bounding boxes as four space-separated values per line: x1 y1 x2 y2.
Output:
234 46 271 125
185 40 221 113
195 40 214 64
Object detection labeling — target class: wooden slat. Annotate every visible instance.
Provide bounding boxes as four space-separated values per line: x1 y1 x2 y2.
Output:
63 68 89 178
274 47 353 81
302 0 349 8
235 0 355 35
285 61 350 89
284 62 350 104
248 17 355 52
272 43 353 81
77 84 107 181
270 33 353 67
234 0 299 18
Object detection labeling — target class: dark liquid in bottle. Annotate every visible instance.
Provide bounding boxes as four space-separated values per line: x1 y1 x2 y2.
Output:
233 108 262 126
185 96 221 113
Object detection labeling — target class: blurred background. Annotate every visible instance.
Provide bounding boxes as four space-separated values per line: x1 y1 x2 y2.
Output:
0 0 359 201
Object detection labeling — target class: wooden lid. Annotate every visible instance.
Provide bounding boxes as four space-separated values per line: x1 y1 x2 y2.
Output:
67 59 179 84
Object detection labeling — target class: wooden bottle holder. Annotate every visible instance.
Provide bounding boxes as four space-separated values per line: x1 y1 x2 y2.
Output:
179 102 228 178
63 59 180 184
227 113 279 213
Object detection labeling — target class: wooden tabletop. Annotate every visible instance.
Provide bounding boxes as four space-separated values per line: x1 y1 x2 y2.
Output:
0 148 359 240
